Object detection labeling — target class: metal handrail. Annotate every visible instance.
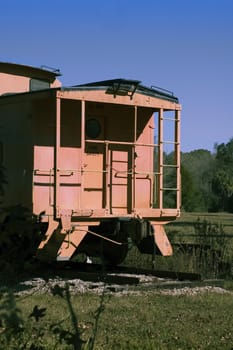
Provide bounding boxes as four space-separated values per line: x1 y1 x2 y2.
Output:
86 139 159 148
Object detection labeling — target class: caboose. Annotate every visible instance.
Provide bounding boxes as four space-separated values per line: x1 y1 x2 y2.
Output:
0 62 181 264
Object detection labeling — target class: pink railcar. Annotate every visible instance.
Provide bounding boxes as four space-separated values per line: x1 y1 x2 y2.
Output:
0 62 181 264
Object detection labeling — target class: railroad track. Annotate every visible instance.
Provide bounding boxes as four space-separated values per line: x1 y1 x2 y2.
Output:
33 261 224 293
48 260 201 280
0 261 226 297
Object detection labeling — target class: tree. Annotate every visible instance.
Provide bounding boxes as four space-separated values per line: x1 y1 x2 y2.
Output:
181 165 198 211
181 149 215 211
212 138 233 212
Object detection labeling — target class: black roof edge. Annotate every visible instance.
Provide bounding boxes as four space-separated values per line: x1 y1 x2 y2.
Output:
74 78 141 88
72 78 179 103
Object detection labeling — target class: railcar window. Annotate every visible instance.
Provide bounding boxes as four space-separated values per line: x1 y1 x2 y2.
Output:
85 118 101 139
29 78 50 91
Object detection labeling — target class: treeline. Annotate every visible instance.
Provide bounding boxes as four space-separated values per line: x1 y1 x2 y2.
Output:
178 137 233 212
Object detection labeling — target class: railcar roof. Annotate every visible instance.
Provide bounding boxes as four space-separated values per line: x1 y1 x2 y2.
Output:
0 78 179 105
0 62 61 82
63 78 179 103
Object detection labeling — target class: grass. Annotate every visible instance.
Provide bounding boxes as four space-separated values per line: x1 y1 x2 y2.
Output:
124 212 233 279
167 212 233 235
1 288 233 349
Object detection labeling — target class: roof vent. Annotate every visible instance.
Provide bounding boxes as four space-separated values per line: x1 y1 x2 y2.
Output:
106 79 140 99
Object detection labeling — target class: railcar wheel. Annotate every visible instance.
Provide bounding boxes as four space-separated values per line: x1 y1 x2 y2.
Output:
92 220 129 265
102 240 128 266
76 220 129 266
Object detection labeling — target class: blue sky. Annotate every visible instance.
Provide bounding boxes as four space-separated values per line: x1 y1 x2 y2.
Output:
1 0 233 152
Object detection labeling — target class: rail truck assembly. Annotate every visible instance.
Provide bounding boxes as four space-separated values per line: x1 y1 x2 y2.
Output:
0 62 181 265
